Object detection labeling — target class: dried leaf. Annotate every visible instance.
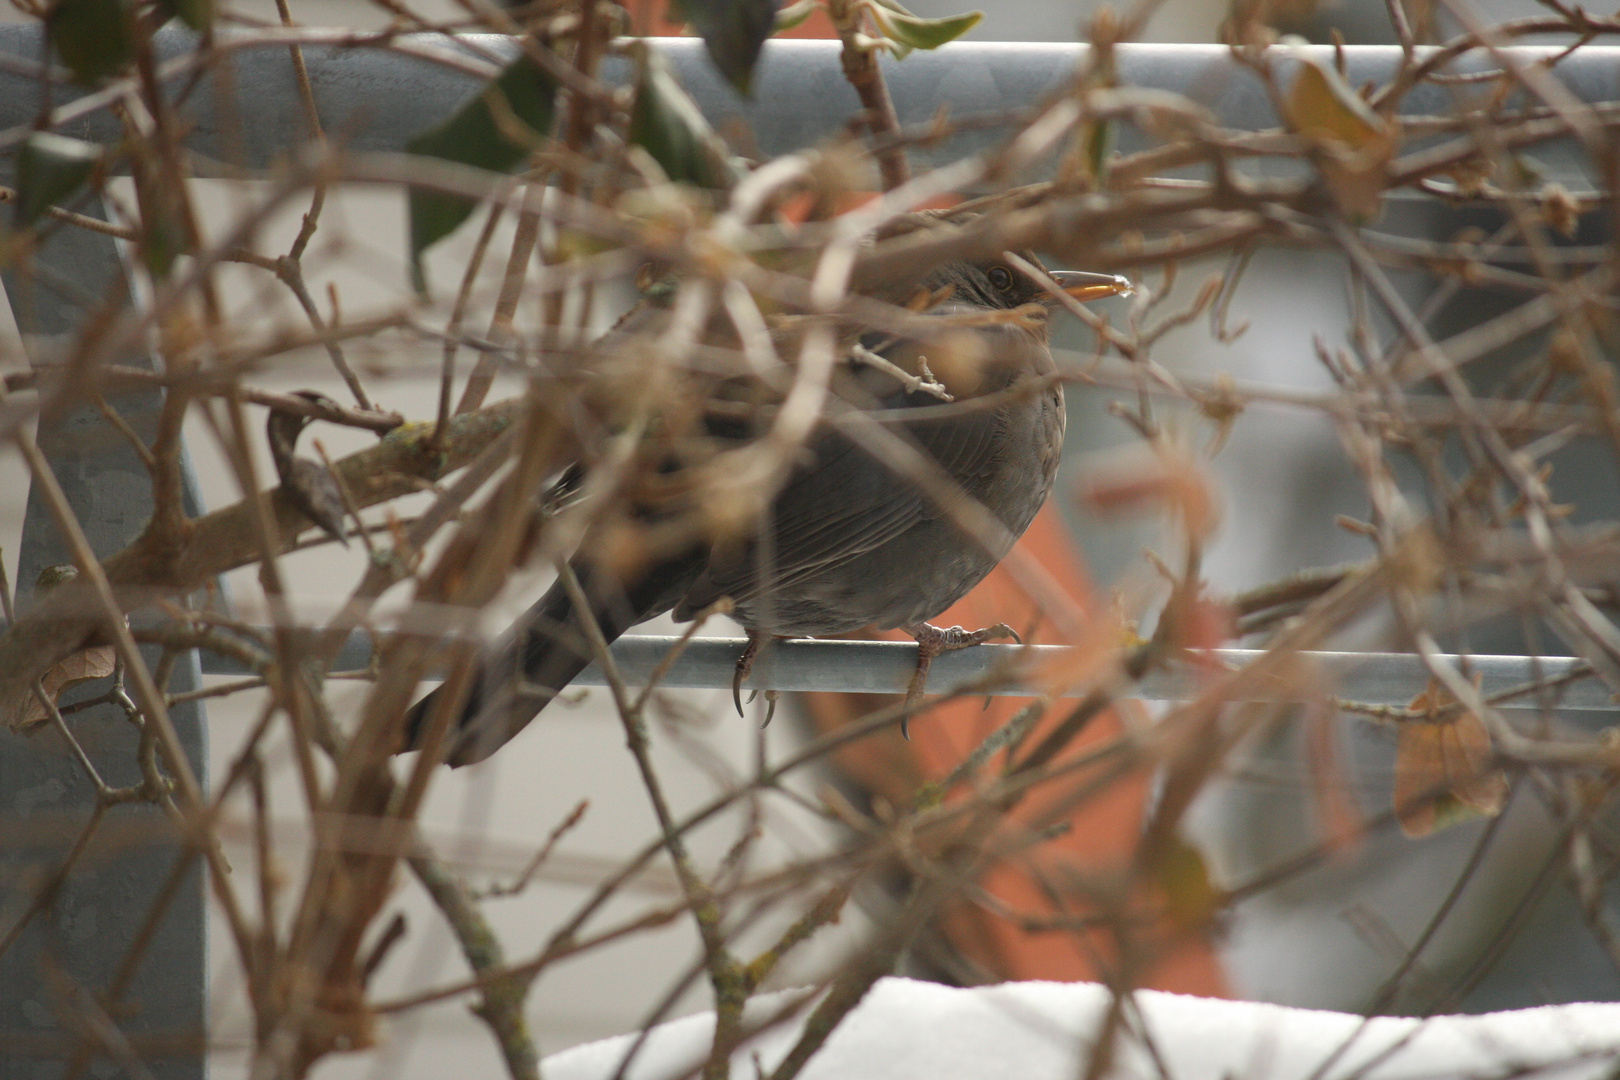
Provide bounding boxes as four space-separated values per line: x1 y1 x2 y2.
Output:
1393 677 1509 838
1285 58 1394 220
17 566 120 728
1151 832 1223 930
1287 58 1385 149
267 392 350 546
283 460 349 546
20 645 116 728
34 564 78 591
1541 182 1581 238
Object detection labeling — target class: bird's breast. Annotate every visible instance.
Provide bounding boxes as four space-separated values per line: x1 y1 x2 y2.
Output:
723 381 1066 636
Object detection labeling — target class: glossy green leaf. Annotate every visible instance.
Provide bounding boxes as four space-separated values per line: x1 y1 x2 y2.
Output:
1082 117 1112 184
15 132 102 227
775 0 818 31
867 5 982 50
132 164 185 278
140 214 184 277
629 49 737 191
156 0 214 32
47 0 135 84
405 50 558 287
670 0 777 95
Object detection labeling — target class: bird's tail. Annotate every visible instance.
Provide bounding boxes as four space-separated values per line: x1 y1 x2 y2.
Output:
401 553 706 766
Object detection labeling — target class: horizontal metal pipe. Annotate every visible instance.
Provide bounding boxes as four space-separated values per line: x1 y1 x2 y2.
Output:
8 22 1608 709
572 637 1614 710
200 633 1615 710
226 633 1607 711
0 29 1608 185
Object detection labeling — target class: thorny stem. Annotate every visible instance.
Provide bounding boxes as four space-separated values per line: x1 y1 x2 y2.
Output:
553 565 749 1080
438 199 505 437
409 850 540 1080
272 256 374 412
458 201 540 415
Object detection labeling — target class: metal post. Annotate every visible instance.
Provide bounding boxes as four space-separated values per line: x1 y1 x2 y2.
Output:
0 28 208 1074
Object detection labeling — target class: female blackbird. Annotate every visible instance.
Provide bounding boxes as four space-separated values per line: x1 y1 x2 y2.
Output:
404 256 1128 764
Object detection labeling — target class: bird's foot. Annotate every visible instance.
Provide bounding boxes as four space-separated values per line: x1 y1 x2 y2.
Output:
898 622 1022 738
733 632 787 718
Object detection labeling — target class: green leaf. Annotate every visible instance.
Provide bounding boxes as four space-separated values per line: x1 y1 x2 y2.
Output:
670 0 777 95
131 163 185 278
867 5 982 50
775 0 818 31
405 49 558 287
139 210 184 277
47 0 135 84
1082 117 1113 184
156 0 214 32
15 133 102 227
629 49 737 191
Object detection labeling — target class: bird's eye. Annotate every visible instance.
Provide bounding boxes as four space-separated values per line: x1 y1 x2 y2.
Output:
987 266 1015 292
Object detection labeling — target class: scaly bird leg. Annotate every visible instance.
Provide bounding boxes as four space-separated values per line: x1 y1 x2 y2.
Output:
733 631 787 718
898 622 1021 738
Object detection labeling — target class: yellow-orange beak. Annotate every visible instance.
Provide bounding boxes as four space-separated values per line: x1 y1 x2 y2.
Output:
1047 269 1133 303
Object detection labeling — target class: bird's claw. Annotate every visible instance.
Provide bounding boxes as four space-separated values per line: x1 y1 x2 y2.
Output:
733 632 774 718
899 622 1022 739
736 635 789 722
733 642 756 718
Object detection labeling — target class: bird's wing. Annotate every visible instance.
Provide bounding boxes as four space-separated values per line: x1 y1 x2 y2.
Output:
678 384 1008 614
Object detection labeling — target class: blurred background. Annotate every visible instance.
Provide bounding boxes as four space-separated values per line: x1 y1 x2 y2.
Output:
2 0 1618 1078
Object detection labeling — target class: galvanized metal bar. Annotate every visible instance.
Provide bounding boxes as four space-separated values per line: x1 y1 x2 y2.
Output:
247 634 1605 712
571 638 1613 711
205 632 1613 710
0 29 1607 189
0 194 208 1078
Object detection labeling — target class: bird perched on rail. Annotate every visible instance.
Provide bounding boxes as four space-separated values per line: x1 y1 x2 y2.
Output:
402 249 1128 766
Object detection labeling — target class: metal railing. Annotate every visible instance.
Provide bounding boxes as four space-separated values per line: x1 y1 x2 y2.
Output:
571 639 1613 710
0 25 1614 1079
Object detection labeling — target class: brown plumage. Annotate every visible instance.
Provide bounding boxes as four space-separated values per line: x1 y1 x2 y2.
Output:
403 257 1128 765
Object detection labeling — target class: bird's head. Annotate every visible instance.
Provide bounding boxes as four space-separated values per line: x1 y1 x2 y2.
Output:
922 255 1132 316
866 254 1130 399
